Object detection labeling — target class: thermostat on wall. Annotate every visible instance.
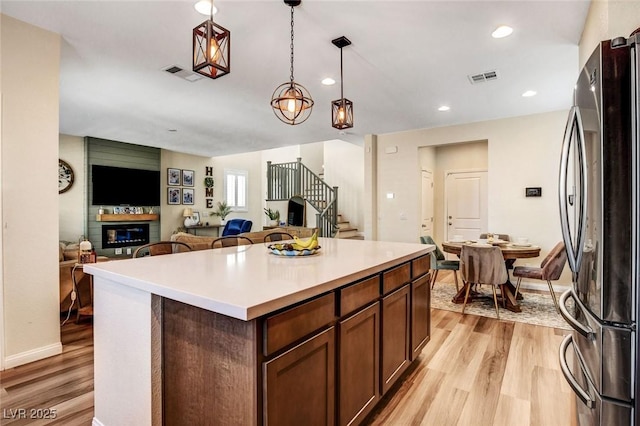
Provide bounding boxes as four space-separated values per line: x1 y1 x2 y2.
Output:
525 187 542 197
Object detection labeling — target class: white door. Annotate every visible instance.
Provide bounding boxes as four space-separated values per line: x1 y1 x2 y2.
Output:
421 170 434 238
445 171 488 242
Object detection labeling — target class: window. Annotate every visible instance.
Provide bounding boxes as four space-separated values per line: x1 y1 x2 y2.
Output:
224 169 248 211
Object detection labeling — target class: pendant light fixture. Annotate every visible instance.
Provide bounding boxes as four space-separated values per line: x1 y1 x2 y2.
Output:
331 36 353 130
193 0 230 79
270 0 314 125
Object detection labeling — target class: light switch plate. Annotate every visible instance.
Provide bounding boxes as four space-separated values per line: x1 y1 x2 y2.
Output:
115 248 123 255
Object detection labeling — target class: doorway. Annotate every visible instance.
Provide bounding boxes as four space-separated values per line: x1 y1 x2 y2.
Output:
420 170 434 238
444 170 488 244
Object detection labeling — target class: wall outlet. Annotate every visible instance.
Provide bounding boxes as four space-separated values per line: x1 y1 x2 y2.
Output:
115 248 123 255
126 248 132 255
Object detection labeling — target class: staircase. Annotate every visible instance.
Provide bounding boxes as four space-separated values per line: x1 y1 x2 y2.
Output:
335 214 362 239
267 158 359 238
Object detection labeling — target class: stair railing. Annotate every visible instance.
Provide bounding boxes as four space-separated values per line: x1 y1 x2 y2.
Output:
267 158 338 237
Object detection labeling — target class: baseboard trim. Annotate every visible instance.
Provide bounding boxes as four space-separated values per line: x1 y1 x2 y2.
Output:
3 342 62 369
518 281 570 294
92 417 106 426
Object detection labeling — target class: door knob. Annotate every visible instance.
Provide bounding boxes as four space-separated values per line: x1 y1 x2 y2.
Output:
448 222 452 226
448 216 452 219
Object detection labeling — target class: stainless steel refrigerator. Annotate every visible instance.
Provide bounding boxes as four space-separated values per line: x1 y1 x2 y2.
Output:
558 30 639 425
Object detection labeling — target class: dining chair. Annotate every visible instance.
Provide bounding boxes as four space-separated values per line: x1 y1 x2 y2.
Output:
420 236 460 291
221 219 253 236
479 233 510 241
263 232 294 242
211 236 254 248
512 241 567 312
459 244 508 319
133 241 192 258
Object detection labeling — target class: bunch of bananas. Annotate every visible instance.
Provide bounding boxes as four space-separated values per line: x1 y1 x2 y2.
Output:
291 230 319 251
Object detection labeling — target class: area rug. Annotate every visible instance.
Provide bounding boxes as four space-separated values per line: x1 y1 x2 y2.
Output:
431 282 572 330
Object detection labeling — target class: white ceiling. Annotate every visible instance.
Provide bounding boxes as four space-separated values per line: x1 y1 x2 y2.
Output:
2 0 591 157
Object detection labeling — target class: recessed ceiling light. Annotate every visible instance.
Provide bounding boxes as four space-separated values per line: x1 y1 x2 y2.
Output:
322 77 336 86
492 25 513 39
438 106 450 111
522 90 537 97
195 0 217 16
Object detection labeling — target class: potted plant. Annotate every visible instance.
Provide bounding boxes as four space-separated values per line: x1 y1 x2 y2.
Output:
210 201 232 225
264 207 280 227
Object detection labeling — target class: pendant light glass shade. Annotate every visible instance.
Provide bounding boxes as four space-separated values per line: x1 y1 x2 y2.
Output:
192 3 230 80
331 36 353 129
271 1 314 125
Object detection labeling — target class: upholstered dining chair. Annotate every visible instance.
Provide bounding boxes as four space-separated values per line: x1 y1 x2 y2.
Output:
211 235 254 248
133 241 192 258
512 241 567 312
263 232 294 242
420 236 460 291
459 244 508 319
221 219 253 237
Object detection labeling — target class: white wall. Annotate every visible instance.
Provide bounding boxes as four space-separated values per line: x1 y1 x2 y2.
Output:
1 15 62 367
322 140 364 232
59 134 86 242
370 110 571 285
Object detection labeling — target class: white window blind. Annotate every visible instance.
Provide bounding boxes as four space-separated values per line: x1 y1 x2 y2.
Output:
224 169 248 211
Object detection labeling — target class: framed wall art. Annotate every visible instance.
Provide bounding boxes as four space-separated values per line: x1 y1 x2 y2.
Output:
182 169 194 187
168 187 181 205
182 188 194 205
168 168 181 186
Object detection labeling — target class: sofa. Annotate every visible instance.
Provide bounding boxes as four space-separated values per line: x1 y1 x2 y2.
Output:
59 241 108 313
171 226 317 251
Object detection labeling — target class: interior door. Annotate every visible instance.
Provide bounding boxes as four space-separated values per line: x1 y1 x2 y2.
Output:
445 171 488 243
420 170 434 238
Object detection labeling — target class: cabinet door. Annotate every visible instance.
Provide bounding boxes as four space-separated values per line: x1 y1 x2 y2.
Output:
381 284 411 395
263 327 335 426
411 273 430 359
338 302 380 426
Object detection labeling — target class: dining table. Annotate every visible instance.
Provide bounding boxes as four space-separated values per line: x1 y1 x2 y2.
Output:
441 240 541 313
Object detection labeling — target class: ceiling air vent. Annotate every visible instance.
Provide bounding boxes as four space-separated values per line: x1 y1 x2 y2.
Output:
162 65 203 83
468 70 499 84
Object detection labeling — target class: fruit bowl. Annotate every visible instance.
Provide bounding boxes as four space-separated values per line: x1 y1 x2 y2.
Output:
267 243 321 257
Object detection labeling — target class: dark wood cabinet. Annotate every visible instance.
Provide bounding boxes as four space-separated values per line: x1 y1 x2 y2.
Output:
263 327 336 426
338 302 380 426
380 284 411 395
411 273 431 359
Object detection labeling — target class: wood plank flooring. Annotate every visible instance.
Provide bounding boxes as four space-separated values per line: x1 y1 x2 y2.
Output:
1 272 576 425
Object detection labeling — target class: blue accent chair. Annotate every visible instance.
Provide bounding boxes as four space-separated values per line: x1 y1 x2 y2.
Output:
420 235 460 291
221 219 252 237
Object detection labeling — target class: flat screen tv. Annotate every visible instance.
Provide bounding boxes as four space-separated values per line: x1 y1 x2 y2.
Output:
92 165 160 206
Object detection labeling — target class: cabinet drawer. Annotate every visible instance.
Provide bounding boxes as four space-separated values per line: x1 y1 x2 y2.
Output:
412 254 430 279
263 293 336 357
382 263 410 295
340 276 380 316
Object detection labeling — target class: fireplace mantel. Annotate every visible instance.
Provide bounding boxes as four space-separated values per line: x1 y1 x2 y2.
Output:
96 214 159 222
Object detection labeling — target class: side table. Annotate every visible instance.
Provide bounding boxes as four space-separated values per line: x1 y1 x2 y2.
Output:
72 263 93 322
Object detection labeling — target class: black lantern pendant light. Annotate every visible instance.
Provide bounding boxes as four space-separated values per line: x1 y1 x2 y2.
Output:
193 1 230 79
270 0 314 125
331 36 353 129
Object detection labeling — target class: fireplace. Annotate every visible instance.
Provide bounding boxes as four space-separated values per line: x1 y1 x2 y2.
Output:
102 224 150 249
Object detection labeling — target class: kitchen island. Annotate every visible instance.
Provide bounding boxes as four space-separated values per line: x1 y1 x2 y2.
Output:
85 238 433 426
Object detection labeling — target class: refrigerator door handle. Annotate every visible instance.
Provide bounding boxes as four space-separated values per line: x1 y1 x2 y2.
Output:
558 289 595 340
559 106 586 273
559 334 595 409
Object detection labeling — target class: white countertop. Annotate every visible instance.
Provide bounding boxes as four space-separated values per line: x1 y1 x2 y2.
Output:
85 238 433 321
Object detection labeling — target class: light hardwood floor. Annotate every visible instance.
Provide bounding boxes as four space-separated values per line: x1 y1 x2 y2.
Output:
1 272 576 425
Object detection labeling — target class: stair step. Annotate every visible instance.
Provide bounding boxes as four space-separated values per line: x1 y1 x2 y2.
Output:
336 228 358 238
337 221 351 229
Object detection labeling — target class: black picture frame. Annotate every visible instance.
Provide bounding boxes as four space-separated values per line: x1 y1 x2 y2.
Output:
168 168 181 186
182 169 194 187
182 188 194 205
168 187 180 205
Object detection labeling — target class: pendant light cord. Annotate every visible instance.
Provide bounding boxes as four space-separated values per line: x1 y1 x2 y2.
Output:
340 47 344 99
290 6 295 83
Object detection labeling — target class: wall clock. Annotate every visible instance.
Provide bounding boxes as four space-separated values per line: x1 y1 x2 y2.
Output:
59 159 74 194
